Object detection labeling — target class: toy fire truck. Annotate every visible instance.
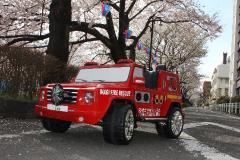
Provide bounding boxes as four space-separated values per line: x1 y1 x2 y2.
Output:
36 59 184 145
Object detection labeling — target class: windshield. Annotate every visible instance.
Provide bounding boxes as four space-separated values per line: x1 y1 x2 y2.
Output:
75 67 131 83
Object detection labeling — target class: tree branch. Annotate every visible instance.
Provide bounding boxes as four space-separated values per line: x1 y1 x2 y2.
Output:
109 1 120 12
0 34 47 39
156 17 209 32
69 22 111 48
91 53 108 61
128 15 155 49
5 33 50 46
0 58 8 64
129 0 158 21
126 0 137 14
70 38 98 45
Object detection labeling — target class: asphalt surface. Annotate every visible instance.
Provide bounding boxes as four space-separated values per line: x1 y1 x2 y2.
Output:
0 107 239 160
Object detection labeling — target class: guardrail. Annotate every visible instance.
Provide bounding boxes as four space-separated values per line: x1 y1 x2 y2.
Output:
207 103 240 115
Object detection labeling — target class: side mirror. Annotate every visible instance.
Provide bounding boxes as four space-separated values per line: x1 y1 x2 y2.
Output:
69 76 76 83
133 77 145 86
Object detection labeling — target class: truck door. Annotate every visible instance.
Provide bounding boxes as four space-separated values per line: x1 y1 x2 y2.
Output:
132 67 154 118
151 71 166 118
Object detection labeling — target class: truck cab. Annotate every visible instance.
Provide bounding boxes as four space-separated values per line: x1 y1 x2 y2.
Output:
36 59 184 145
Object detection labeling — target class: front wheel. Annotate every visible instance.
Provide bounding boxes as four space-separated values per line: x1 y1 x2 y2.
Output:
41 118 71 133
103 104 135 145
156 108 184 138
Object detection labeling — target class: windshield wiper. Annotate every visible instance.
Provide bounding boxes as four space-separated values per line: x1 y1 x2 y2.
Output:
92 80 106 82
76 79 87 82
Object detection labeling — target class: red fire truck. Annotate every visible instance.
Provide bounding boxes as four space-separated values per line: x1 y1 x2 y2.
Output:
36 59 184 145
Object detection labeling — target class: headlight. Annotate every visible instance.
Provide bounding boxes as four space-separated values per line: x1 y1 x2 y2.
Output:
84 92 94 104
41 90 45 100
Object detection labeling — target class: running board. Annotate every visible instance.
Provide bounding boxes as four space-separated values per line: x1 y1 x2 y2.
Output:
143 117 167 122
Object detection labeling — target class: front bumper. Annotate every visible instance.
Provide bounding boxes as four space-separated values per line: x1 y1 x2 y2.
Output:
35 104 102 124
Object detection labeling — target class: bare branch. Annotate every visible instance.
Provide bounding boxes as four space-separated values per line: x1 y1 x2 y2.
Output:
126 0 137 14
6 34 50 46
109 1 120 12
70 38 98 45
69 22 111 48
129 0 158 21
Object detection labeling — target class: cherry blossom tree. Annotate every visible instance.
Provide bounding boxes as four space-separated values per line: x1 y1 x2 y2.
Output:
0 0 221 64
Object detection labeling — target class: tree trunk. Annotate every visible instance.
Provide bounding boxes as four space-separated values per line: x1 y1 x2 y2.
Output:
47 0 71 63
110 45 127 63
129 48 136 61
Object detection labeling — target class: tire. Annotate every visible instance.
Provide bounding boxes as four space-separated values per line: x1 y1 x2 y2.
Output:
155 122 166 136
156 107 184 138
103 104 135 145
41 118 71 133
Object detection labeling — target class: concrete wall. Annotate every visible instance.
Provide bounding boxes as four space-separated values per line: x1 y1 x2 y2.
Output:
230 0 240 97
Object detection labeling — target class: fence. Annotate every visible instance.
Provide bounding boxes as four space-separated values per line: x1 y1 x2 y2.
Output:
208 103 240 115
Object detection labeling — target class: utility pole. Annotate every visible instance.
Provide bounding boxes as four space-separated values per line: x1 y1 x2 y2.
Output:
148 20 155 70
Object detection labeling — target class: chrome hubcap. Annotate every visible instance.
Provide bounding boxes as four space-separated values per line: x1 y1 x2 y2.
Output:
124 110 134 141
171 111 183 135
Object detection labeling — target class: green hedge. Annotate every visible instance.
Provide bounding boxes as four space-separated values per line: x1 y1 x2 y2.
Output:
0 95 37 119
215 96 240 104
230 96 240 103
0 46 78 100
216 96 230 104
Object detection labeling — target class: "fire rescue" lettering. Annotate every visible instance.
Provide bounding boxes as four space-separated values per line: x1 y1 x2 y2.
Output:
100 89 131 97
138 108 161 117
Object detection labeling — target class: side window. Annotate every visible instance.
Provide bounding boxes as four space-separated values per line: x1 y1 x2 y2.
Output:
133 67 143 78
167 76 177 92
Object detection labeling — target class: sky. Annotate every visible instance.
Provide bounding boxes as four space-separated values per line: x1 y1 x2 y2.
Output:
197 0 234 81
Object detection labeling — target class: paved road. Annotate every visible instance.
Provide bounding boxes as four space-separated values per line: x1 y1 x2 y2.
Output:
0 107 239 160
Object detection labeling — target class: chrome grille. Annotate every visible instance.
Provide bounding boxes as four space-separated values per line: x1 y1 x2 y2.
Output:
47 88 78 104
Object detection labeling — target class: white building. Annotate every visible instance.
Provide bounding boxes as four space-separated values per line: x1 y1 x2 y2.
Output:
229 0 240 96
211 53 230 99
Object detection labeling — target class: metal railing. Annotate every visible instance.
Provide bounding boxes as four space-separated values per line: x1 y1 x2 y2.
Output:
207 103 240 115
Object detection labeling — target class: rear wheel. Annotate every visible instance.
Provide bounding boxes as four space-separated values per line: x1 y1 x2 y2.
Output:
41 118 71 133
156 107 184 138
155 122 166 136
103 104 135 145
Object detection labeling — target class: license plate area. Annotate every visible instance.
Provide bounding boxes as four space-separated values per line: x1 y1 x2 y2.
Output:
47 104 68 112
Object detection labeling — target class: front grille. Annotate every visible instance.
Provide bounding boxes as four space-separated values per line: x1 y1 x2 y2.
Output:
47 88 79 104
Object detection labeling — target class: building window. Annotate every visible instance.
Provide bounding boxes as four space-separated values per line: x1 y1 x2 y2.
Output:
221 88 224 96
238 51 240 59
237 88 240 96
217 88 221 97
225 88 228 96
238 70 240 78
225 79 229 84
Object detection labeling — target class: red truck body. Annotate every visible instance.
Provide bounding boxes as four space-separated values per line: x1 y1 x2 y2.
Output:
36 60 183 144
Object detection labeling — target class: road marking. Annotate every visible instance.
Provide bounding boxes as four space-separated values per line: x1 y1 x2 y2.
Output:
0 134 20 140
187 112 240 120
184 108 240 120
0 124 84 140
180 132 239 160
184 122 240 133
0 122 239 160
136 124 239 160
0 122 239 140
135 126 239 160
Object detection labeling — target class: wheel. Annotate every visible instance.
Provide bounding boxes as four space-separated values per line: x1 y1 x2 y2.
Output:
155 122 166 136
41 118 71 133
103 104 135 145
156 107 184 138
